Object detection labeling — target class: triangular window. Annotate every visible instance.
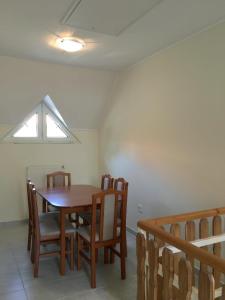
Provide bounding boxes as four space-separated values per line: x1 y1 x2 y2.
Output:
2 95 79 144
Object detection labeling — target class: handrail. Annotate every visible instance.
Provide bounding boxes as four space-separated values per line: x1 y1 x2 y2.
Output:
138 205 225 274
138 206 225 226
138 223 225 273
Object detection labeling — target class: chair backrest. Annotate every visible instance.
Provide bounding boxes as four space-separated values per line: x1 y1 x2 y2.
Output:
101 174 114 191
30 186 41 241
91 190 126 243
47 171 71 188
26 179 33 224
114 178 128 223
114 177 128 193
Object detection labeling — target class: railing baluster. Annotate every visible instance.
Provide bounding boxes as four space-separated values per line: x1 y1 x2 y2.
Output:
185 221 196 284
155 225 165 248
170 223 180 274
136 233 146 300
162 248 174 300
198 270 215 300
199 218 209 273
177 258 192 300
212 216 222 288
148 240 159 300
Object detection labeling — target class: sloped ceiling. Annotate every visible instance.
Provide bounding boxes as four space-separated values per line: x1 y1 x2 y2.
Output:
0 0 225 70
0 56 115 129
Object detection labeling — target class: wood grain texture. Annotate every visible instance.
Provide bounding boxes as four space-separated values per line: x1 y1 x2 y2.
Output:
170 223 180 274
37 185 101 208
177 258 192 300
148 240 159 300
162 248 174 300
198 270 215 300
212 215 222 288
199 218 209 273
185 221 195 284
136 233 146 300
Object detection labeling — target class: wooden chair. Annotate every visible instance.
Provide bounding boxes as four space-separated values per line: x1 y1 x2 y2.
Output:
78 174 114 225
31 186 75 277
26 179 33 251
77 190 126 288
26 180 59 258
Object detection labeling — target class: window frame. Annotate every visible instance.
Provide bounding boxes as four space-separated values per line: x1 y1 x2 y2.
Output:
2 101 76 144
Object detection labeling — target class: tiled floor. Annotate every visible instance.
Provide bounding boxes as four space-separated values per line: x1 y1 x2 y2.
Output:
0 222 137 300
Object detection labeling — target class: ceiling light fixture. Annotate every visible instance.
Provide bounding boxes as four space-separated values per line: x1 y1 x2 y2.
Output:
56 37 84 52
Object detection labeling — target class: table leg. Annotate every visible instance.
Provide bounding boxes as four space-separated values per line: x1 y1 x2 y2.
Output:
60 208 66 275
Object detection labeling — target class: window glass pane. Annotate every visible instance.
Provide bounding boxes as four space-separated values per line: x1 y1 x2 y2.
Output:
13 114 38 137
46 114 67 138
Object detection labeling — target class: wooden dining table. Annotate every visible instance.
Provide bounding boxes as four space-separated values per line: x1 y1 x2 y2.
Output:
37 184 101 275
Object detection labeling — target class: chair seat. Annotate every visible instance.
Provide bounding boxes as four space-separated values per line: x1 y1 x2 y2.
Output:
77 226 99 242
40 215 75 238
80 211 122 227
78 226 121 242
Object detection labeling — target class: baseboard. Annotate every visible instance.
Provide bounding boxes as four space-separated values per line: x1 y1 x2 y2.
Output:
126 226 137 236
0 219 27 228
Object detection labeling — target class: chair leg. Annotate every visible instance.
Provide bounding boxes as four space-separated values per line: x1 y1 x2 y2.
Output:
95 249 98 263
90 247 96 288
70 235 74 271
104 247 109 264
33 241 40 277
110 248 115 264
31 232 35 263
125 230 128 257
42 199 47 213
77 234 81 270
120 241 126 280
27 224 32 251
75 214 80 229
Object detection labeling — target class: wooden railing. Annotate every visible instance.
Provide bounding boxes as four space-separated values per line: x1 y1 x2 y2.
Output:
137 206 225 300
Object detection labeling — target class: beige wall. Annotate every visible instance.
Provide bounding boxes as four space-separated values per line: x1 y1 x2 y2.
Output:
0 56 115 129
0 127 99 222
0 56 114 222
100 22 225 231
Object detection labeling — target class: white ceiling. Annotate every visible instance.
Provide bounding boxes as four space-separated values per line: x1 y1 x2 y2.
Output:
0 0 225 70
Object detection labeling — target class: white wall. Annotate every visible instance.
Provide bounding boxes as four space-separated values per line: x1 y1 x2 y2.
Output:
0 126 99 222
100 21 225 231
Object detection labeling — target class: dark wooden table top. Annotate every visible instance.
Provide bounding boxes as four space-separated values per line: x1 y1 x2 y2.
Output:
37 184 101 208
